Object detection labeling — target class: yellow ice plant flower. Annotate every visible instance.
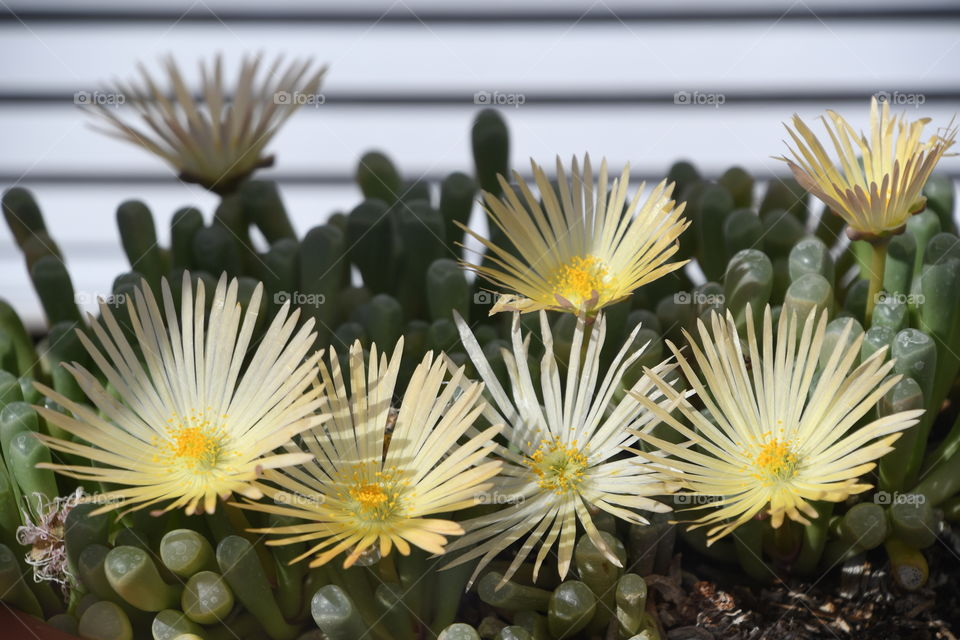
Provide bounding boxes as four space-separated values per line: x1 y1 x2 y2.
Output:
34 273 324 516
444 311 678 587
239 339 502 568
85 54 326 194
778 97 956 240
630 305 923 545
461 154 690 315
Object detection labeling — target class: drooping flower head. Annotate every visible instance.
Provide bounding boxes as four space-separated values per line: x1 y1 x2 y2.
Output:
444 311 678 586
85 54 326 193
778 97 956 240
240 339 502 568
36 273 324 516
461 154 689 315
630 305 923 544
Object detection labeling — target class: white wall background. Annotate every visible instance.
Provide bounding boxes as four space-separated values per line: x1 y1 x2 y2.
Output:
2 0 959 327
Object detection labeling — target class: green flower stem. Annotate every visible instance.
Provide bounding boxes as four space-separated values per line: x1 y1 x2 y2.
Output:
793 501 833 576
265 515 306 622
0 543 43 616
216 535 298 640
170 207 204 270
239 180 296 243
8 430 58 517
878 377 925 492
373 582 417 640
30 255 82 326
915 448 960 507
430 556 476 634
335 564 385 636
864 239 889 323
117 200 166 291
732 520 773 583
924 411 960 473
0 301 39 377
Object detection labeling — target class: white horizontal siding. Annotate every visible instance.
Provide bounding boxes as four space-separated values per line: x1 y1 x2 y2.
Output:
1 1 958 328
1 22 957 92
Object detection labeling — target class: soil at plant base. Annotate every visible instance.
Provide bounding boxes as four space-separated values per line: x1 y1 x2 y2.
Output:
653 529 960 639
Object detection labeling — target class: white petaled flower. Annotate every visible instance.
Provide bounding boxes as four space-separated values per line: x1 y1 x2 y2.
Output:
630 305 923 544
460 154 690 315
35 273 324 516
444 311 678 586
778 97 957 240
85 54 326 193
240 339 503 568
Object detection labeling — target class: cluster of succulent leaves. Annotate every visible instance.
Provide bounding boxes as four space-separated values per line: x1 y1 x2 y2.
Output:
1 106 959 640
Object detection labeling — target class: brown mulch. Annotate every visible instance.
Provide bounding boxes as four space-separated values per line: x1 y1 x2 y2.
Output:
652 531 960 640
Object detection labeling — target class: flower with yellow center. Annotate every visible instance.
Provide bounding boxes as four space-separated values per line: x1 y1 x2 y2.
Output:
460 154 690 315
444 311 678 587
778 97 956 240
34 272 325 516
239 339 503 568
630 305 923 544
85 54 326 194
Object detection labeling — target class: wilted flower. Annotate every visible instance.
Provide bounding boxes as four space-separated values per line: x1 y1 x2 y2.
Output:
85 54 326 193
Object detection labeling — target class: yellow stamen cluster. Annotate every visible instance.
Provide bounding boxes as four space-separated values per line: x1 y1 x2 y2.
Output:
339 466 409 521
526 438 588 495
552 255 610 306
751 439 799 486
153 410 231 472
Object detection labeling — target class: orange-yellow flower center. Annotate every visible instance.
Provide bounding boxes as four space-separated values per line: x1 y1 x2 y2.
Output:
751 439 799 486
526 438 588 495
153 410 231 473
340 466 408 522
551 255 611 307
